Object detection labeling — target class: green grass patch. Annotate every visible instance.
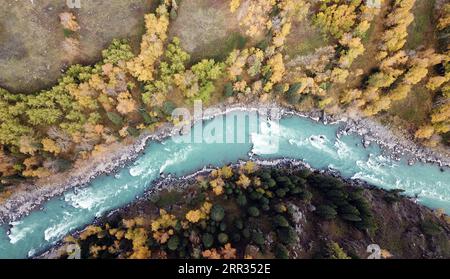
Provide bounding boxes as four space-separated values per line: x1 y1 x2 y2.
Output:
284 21 329 57
204 32 249 62
388 86 432 126
63 29 75 38
406 0 435 49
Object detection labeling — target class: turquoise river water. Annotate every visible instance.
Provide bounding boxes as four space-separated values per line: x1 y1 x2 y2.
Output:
0 110 449 258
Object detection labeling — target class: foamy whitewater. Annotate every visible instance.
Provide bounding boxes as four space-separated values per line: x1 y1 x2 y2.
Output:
0 111 449 258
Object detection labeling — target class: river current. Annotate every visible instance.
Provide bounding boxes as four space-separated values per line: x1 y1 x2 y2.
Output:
0 110 448 258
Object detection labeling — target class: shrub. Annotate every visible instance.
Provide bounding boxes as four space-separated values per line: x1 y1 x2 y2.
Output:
206 224 217 234
267 179 277 188
234 219 244 230
340 214 362 222
421 220 443 236
291 176 307 188
247 206 260 217
259 171 272 181
326 189 347 201
202 233 214 248
250 191 263 200
338 204 360 216
106 112 124 126
224 82 234 97
276 176 291 186
315 205 337 220
274 243 289 259
308 174 344 191
162 101 176 115
277 226 297 245
383 189 405 204
326 241 350 259
260 197 269 206
275 188 287 198
273 203 287 213
236 194 247 206
219 222 227 232
296 169 311 178
170 8 178 20
286 83 302 96
286 88 301 104
301 190 313 203
355 216 377 232
139 109 157 125
232 233 241 242
211 205 225 222
252 231 265 246
167 235 180 251
291 187 303 195
218 233 229 244
127 126 140 137
242 228 251 239
273 215 289 228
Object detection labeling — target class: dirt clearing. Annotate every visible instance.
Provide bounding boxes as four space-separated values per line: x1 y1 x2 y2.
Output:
0 0 153 93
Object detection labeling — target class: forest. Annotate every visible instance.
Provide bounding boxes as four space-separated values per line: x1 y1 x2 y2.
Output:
0 1 449 202
56 163 450 259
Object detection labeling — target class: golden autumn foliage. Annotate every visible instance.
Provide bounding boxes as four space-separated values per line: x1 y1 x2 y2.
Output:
389 84 411 101
210 177 225 196
220 166 234 179
241 161 257 174
42 138 61 155
427 74 450 91
221 243 237 259
0 147 17 177
331 68 350 84
185 201 212 223
266 53 285 85
338 35 365 68
59 12 80 32
226 49 249 80
403 64 429 85
437 3 450 30
19 136 38 155
314 1 359 39
125 227 151 259
202 243 237 259
358 47 443 116
116 92 137 115
185 210 203 223
202 248 221 259
127 4 170 82
129 246 151 259
239 0 276 37
415 125 435 139
79 225 103 240
236 174 251 189
229 0 241 13
151 209 177 232
379 0 415 56
340 89 362 105
431 103 450 125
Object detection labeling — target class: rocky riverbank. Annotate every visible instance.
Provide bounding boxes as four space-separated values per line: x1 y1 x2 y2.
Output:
1 103 449 225
38 162 450 259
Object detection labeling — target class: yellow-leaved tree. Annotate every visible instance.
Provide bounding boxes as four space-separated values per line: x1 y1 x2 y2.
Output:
127 4 170 82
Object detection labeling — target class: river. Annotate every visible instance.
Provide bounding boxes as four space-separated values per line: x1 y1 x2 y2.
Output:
0 110 449 258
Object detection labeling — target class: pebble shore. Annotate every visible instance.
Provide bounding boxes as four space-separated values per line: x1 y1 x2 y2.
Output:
1 103 449 225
